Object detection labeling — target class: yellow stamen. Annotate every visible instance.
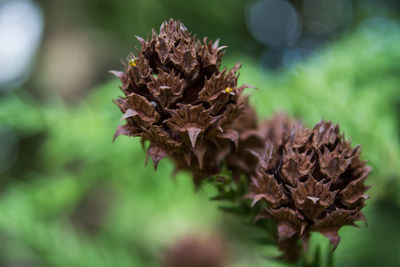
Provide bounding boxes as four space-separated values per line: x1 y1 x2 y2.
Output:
224 87 233 93
129 58 137 67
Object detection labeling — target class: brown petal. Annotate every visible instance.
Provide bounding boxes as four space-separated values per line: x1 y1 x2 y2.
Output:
123 93 161 127
289 126 312 149
318 146 351 182
120 108 138 121
129 55 152 87
311 209 362 250
281 148 315 186
146 144 168 170
183 151 192 166
250 172 287 207
319 229 341 251
109 70 124 80
156 37 169 64
142 125 181 149
147 69 184 107
340 172 370 208
312 121 340 149
192 142 206 169
113 124 138 142
165 105 219 142
210 142 231 167
216 129 239 150
291 176 336 219
198 70 234 101
311 209 360 231
199 37 225 69
268 207 303 227
135 35 147 50
182 50 198 75
277 221 299 242
301 232 310 251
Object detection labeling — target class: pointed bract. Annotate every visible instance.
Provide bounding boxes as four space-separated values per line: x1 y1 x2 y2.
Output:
147 144 168 170
187 127 201 148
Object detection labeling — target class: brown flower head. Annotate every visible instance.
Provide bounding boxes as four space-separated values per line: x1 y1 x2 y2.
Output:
161 234 228 267
249 117 371 251
111 19 249 185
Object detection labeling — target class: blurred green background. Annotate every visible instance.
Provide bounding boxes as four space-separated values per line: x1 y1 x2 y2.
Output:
1 0 400 266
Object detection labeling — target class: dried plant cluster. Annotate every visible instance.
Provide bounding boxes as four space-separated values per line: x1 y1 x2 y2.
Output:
247 115 371 254
112 19 250 185
162 235 228 267
112 19 371 262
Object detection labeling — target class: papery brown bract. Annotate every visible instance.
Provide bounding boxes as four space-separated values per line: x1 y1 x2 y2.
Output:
112 19 250 185
248 116 371 259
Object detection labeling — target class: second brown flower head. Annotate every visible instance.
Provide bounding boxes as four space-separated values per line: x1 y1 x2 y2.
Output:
248 115 371 251
112 19 250 185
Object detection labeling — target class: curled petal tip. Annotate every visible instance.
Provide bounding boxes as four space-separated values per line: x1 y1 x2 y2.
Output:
320 229 341 252
121 108 138 121
217 45 227 52
113 125 130 142
135 35 146 43
109 70 124 79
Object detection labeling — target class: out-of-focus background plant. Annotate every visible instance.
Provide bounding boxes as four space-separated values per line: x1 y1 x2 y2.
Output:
1 0 400 266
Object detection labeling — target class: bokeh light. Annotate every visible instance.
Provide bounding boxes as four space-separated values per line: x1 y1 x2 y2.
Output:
245 0 301 47
302 0 353 36
0 0 43 89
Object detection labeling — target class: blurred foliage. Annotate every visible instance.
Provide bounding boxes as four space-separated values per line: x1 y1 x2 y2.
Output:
75 0 254 53
1 21 400 266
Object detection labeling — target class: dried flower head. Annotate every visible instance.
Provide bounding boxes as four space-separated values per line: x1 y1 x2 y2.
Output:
161 235 228 267
111 19 250 184
249 116 371 252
